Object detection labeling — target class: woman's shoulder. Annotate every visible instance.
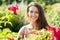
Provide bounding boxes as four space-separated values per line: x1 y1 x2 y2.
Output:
22 24 30 28
17 24 29 38
19 24 30 31
21 24 32 29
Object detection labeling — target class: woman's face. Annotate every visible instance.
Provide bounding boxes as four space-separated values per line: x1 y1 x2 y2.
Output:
28 6 39 22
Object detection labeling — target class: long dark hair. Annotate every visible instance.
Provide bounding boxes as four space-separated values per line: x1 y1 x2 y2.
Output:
26 2 48 29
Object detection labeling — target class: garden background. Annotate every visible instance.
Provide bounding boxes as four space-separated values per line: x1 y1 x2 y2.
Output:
0 0 60 40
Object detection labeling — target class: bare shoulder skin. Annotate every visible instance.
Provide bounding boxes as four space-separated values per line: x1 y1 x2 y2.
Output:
16 26 25 40
16 24 31 40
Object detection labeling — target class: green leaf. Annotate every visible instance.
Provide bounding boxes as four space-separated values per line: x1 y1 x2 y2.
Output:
4 22 7 27
0 26 2 28
1 16 6 20
7 22 12 26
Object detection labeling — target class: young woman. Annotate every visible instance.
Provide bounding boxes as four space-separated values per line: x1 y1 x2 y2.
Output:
17 2 49 40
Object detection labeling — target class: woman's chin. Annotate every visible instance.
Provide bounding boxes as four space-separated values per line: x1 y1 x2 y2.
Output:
30 20 37 22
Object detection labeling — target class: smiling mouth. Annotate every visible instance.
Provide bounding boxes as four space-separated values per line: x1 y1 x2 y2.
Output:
32 17 36 19
31 17 37 20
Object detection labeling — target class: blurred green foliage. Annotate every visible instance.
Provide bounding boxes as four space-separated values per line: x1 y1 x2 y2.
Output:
0 0 60 5
19 29 51 40
0 0 60 32
0 28 18 40
0 10 13 29
45 3 60 27
0 0 60 31
0 0 60 40
0 9 25 32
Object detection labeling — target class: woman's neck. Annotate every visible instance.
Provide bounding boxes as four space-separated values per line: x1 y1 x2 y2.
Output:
30 22 39 30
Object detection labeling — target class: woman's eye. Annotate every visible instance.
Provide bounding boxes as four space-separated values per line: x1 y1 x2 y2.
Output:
29 11 38 14
30 11 33 13
35 12 38 14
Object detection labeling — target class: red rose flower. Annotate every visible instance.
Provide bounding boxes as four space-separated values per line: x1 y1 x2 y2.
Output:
8 4 18 15
46 25 60 40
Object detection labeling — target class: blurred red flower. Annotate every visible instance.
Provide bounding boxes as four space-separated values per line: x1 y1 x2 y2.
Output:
46 25 60 40
8 37 14 40
8 4 18 15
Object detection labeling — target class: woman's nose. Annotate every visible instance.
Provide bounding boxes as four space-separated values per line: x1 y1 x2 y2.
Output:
32 12 35 16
